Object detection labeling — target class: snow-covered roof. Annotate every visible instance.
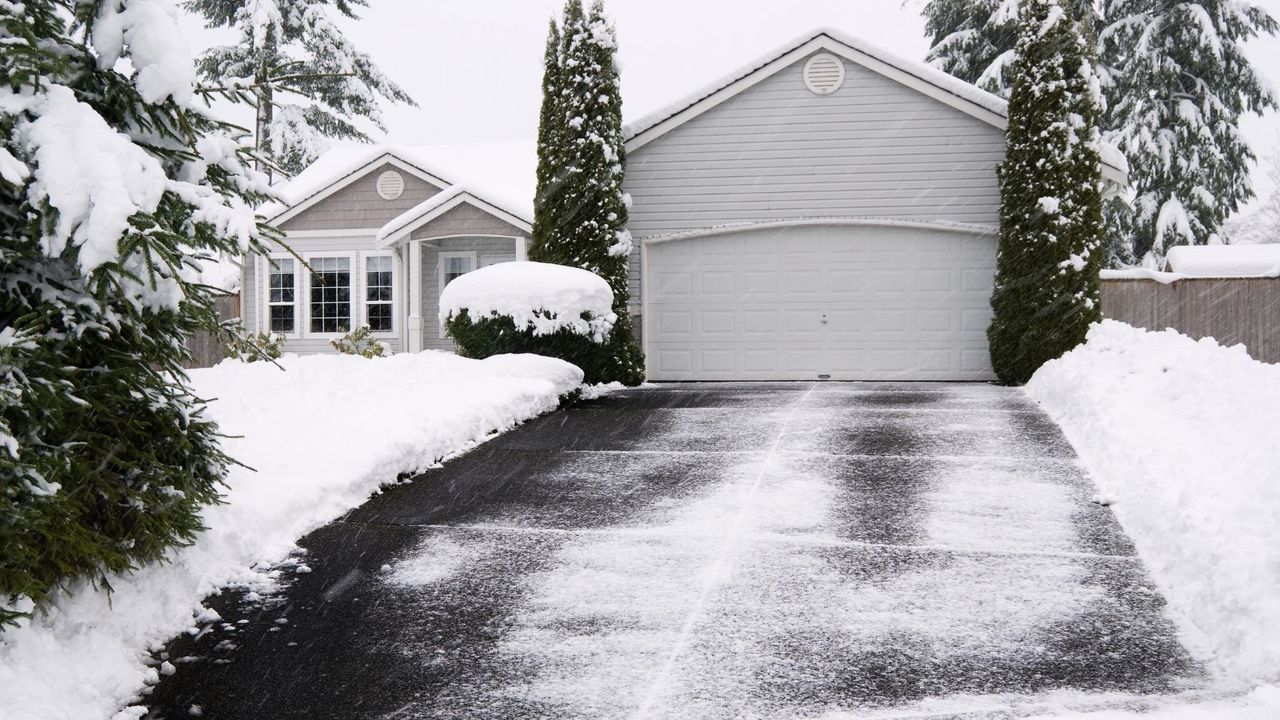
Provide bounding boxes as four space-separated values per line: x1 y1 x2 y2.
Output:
263 142 535 228
1165 244 1280 278
623 27 1128 185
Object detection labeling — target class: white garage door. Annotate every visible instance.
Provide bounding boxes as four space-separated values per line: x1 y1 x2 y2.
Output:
644 224 998 381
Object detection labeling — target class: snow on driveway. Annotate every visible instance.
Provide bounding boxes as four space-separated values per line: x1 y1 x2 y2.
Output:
143 382 1204 720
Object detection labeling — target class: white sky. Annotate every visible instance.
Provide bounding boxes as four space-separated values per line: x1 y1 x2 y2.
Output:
177 0 1280 212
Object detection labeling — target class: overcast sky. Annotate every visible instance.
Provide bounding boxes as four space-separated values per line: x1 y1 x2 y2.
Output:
178 0 1280 211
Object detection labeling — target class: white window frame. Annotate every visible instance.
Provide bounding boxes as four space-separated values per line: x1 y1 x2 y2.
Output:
259 253 301 340
302 251 359 339
438 251 477 295
362 252 398 338
438 251 477 338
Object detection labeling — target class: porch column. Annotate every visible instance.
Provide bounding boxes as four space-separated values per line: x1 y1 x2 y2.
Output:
407 240 423 352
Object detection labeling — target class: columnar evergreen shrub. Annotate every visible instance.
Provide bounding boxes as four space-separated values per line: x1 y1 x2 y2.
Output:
187 0 417 177
529 0 644 386
988 0 1105 385
1 0 273 627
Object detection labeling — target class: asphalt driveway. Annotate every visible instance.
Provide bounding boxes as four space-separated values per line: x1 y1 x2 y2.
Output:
144 383 1201 720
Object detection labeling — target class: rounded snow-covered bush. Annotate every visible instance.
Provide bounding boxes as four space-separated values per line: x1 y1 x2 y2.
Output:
441 262 618 383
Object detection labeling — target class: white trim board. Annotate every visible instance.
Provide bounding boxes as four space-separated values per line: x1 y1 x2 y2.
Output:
639 217 999 246
268 154 450 227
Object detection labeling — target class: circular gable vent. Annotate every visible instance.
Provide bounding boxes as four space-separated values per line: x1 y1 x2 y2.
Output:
376 170 405 200
804 53 845 95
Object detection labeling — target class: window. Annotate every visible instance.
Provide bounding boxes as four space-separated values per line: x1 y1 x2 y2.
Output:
365 255 394 333
266 257 296 334
440 252 475 290
309 256 351 333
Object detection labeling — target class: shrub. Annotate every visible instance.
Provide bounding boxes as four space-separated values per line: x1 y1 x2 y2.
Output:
225 326 286 363
331 325 387 358
445 310 613 384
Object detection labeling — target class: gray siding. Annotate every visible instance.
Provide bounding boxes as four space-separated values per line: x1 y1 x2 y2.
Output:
624 51 1006 247
409 202 527 241
420 236 524 350
280 162 444 231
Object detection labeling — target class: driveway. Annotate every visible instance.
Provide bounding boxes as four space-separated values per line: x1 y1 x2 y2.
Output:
144 383 1201 719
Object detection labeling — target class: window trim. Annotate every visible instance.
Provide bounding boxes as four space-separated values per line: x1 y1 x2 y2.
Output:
362 252 398 338
260 253 301 340
302 251 358 339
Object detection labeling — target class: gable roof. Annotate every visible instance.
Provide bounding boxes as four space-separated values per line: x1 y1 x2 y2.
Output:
264 143 535 231
624 27 1128 186
375 186 532 248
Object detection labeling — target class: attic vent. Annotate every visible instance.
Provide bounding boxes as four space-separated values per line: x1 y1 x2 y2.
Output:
376 170 405 200
803 53 845 95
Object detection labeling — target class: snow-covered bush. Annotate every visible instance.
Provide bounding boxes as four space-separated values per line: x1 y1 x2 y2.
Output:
225 327 286 362
441 262 618 383
330 324 387 358
0 0 272 628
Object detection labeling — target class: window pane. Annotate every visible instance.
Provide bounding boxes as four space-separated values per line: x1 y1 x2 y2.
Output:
367 303 393 332
269 305 294 333
310 257 351 333
442 255 473 288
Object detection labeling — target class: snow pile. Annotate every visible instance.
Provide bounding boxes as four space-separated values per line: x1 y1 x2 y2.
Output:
1164 244 1280 278
1027 321 1280 685
440 261 616 343
0 352 581 720
1100 268 1187 284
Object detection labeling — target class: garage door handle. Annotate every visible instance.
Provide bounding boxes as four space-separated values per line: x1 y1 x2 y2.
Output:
820 316 830 325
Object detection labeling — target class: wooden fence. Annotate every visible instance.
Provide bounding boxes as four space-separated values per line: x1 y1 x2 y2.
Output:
184 293 240 369
1100 277 1280 363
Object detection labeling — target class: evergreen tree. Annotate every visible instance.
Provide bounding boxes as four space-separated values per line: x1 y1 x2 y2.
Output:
924 0 1100 97
529 0 644 386
988 0 1106 385
1099 0 1277 263
186 0 417 177
0 0 274 627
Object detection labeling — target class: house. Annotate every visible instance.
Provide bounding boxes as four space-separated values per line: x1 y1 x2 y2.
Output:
243 28 1127 380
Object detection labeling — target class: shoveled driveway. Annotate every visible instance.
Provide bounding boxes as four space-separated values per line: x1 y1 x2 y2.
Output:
144 383 1202 720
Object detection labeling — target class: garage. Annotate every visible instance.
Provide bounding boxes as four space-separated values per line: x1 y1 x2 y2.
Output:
643 223 998 381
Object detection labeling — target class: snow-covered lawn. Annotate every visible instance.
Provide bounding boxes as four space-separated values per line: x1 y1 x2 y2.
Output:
1027 320 1280 717
0 352 582 720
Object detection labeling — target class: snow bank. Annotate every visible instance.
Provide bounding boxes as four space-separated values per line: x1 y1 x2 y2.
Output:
0 352 581 720
440 261 616 343
1099 267 1188 284
1027 321 1280 685
1164 244 1280 278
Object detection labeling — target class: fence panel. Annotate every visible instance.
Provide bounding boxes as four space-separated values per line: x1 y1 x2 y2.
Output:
185 293 240 369
1100 278 1279 364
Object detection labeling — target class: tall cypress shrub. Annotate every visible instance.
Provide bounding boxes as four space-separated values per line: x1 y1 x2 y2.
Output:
529 0 643 385
988 0 1105 385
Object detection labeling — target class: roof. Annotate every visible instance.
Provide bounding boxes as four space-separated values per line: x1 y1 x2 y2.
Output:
1165 244 1280 278
623 27 1128 186
263 142 535 231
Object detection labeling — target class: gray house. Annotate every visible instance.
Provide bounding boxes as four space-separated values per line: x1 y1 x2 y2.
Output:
243 28 1126 380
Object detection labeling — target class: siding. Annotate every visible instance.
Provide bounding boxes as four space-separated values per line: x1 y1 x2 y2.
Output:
409 202 527 241
420 236 524 350
279 162 444 231
623 51 1007 306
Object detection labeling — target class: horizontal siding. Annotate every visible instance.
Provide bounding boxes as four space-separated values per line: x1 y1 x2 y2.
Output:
410 202 527 241
624 52 1005 246
420 236 524 351
279 162 444 232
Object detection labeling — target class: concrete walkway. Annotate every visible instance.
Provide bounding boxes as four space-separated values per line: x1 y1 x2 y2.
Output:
144 383 1201 720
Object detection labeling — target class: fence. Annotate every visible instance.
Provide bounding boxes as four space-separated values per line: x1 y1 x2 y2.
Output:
185 293 240 369
1100 277 1280 364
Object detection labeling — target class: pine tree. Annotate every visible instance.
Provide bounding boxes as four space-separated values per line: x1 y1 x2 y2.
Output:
924 0 1100 97
1100 0 1277 263
186 0 417 178
988 0 1106 385
529 0 644 386
0 0 274 627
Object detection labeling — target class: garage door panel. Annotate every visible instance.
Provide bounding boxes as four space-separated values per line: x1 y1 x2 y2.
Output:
645 225 997 381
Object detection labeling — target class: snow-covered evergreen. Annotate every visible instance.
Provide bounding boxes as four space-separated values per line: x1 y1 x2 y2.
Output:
924 0 1099 97
187 0 416 177
988 0 1105 385
0 0 275 627
529 0 643 386
1100 0 1278 264
1225 149 1280 245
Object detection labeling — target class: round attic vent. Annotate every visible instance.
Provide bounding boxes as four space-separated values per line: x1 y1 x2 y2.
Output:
803 53 845 95
376 170 405 200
